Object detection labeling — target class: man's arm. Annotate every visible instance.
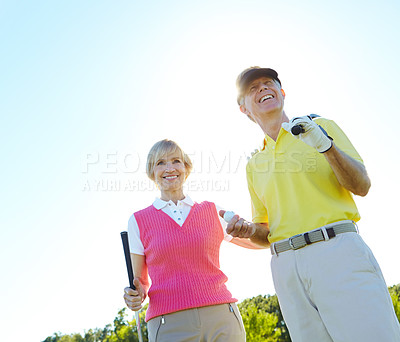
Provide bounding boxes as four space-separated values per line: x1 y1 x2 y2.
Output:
248 222 270 247
230 235 268 249
282 116 371 196
324 143 371 196
219 210 270 247
229 220 270 248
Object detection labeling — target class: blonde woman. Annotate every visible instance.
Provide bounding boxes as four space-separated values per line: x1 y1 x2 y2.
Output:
123 139 263 342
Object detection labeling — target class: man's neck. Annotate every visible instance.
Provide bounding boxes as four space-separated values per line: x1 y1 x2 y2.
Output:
255 110 289 141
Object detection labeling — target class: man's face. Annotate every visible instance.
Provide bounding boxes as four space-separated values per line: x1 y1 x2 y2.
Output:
241 77 285 119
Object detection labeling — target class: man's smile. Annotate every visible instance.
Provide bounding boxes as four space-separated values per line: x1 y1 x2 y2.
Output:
259 94 274 103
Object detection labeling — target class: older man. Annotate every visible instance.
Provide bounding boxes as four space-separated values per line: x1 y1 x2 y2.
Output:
223 67 400 341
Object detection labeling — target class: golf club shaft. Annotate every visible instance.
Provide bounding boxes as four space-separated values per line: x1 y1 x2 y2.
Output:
135 311 142 342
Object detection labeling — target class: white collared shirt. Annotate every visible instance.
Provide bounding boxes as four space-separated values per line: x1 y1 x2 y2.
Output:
128 195 233 255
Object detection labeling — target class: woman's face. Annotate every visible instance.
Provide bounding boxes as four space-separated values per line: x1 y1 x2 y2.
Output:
153 152 187 192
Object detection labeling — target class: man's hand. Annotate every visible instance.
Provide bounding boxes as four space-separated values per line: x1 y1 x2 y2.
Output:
123 278 146 311
282 116 332 153
219 210 255 238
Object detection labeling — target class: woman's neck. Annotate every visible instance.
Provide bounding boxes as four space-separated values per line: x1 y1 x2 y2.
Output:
160 190 185 205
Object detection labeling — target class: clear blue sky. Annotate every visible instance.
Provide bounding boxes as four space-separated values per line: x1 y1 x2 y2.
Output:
1 0 399 341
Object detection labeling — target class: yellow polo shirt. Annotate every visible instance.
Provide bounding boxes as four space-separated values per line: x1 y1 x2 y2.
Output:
246 118 363 243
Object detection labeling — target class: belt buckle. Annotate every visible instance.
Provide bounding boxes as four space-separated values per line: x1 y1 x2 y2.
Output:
289 234 305 250
319 227 330 241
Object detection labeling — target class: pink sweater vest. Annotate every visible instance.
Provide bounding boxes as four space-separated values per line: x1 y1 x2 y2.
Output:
134 201 236 321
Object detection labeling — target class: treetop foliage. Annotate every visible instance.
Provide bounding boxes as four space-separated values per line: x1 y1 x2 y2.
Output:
43 285 400 342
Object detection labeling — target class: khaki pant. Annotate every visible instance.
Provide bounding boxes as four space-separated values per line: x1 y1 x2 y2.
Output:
147 303 246 342
271 232 400 341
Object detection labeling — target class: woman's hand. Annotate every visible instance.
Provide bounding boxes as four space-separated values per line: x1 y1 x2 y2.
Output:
123 278 146 311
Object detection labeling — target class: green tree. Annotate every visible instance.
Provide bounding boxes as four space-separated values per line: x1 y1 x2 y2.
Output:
42 307 148 342
107 308 137 342
239 294 291 342
44 285 400 342
240 302 282 341
43 332 62 342
389 284 400 322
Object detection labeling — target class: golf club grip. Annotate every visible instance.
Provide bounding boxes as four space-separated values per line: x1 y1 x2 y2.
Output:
121 231 136 290
291 125 304 135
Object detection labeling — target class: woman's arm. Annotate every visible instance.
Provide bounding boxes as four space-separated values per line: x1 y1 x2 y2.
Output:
132 253 150 295
123 253 149 311
230 236 268 249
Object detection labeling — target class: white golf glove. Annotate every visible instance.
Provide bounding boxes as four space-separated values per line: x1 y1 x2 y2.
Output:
282 116 333 153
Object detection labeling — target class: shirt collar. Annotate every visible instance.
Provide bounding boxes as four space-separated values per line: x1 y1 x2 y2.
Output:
261 128 288 151
153 195 194 210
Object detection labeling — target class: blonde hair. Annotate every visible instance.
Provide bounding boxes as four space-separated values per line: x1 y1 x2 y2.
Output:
146 139 193 181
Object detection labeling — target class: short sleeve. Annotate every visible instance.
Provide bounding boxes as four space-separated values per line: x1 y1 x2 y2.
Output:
127 213 145 255
316 118 364 163
246 161 269 223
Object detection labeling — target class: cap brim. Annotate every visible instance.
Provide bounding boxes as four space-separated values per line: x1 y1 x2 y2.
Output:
239 68 280 93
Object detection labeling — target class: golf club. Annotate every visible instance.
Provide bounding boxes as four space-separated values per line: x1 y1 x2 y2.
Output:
291 114 320 135
291 125 305 135
121 231 144 342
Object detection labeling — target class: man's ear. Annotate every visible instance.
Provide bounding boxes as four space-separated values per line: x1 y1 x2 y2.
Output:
281 88 286 98
239 104 249 115
240 105 256 123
